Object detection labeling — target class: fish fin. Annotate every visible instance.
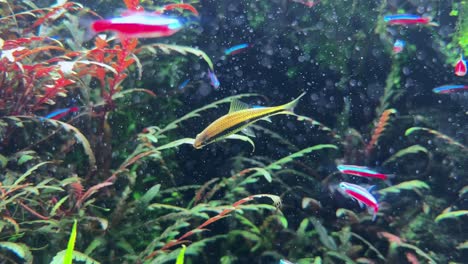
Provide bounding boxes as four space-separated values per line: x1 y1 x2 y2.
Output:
261 116 272 123
428 22 439 27
368 206 378 221
241 127 256 138
384 174 395 186
79 17 97 41
281 92 306 113
367 185 377 193
228 99 251 113
358 201 365 209
371 211 377 222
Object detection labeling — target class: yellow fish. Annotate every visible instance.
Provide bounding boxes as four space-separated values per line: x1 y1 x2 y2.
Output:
193 92 306 149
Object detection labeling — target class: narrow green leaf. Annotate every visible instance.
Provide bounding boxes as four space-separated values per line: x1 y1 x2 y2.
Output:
84 237 104 256
139 184 161 206
0 242 33 264
0 154 8 168
50 250 100 264
14 161 53 185
435 210 468 223
175 245 187 264
456 241 468 250
17 155 34 165
249 168 272 182
147 44 214 70
50 196 69 217
155 138 195 151
225 134 256 152
383 145 428 165
64 219 78 264
378 180 430 196
278 215 288 229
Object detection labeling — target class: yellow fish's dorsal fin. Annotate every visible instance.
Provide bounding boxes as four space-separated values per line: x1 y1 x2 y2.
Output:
229 99 251 113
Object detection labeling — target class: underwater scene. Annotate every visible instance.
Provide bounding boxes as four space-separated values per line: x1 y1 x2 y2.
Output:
0 0 467 263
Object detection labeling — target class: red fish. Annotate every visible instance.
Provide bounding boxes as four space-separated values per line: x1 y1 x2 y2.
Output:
90 12 185 39
455 56 467 77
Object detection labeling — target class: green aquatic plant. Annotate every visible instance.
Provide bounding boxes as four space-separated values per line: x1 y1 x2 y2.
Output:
451 1 468 54
405 127 467 151
377 180 430 197
0 242 33 264
247 144 338 182
382 145 428 166
435 210 468 223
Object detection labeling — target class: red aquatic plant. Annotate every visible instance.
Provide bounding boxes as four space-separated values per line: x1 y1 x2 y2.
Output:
366 109 397 155
123 0 144 11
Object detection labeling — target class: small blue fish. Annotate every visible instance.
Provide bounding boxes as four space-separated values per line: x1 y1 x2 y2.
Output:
224 43 250 56
43 106 79 120
432 84 468 94
178 79 190 90
208 70 220 89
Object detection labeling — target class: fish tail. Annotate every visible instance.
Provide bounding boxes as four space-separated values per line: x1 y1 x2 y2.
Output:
281 92 306 113
79 17 99 41
178 13 201 27
372 211 377 222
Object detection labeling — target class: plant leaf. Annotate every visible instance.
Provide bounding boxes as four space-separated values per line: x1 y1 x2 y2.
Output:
383 145 428 165
64 219 78 264
175 245 187 264
14 161 53 185
18 154 34 165
50 250 100 264
435 210 468 223
139 184 161 206
9 116 96 167
144 43 214 70
378 180 430 197
249 144 338 181
225 134 255 152
155 138 195 151
248 168 272 183
0 242 33 264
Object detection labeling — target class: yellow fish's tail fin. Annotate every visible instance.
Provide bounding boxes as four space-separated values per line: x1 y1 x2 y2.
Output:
281 92 306 113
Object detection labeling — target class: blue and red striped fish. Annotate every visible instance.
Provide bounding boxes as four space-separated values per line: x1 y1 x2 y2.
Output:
433 85 468 94
224 43 251 56
337 165 390 180
384 14 438 26
338 182 379 221
43 106 79 120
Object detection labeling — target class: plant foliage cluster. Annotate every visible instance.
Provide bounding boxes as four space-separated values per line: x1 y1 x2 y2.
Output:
0 0 466 264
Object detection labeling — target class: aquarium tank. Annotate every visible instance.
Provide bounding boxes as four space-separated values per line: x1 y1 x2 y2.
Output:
0 0 467 263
